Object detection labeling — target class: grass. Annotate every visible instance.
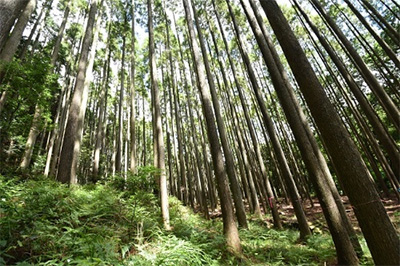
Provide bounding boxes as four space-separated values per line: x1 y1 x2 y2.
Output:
0 173 376 265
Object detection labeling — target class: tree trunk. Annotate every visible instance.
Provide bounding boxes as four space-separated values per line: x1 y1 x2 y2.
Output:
19 0 53 59
92 35 111 180
148 0 170 230
0 0 36 63
116 34 126 173
56 0 98 184
182 0 241 254
294 0 400 180
359 0 400 43
232 0 311 239
343 0 399 68
260 1 400 264
51 3 70 66
213 0 282 229
0 0 28 51
309 0 400 131
19 105 41 169
130 0 136 173
192 1 248 229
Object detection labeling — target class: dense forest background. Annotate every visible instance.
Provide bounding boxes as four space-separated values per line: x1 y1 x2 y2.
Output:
0 0 399 265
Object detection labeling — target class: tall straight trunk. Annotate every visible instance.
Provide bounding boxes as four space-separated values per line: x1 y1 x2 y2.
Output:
19 0 53 59
44 81 66 176
51 3 70 66
213 0 282 229
0 0 28 51
130 0 136 172
225 88 262 217
148 0 170 230
49 24 86 177
93 37 111 180
308 34 400 201
293 0 400 179
116 35 126 173
166 66 178 197
307 15 400 194
359 0 400 43
174 14 189 204
192 1 247 229
182 0 241 254
19 105 41 168
379 0 400 21
184 73 209 219
0 0 36 63
309 0 400 131
164 9 178 197
43 4 71 176
204 13 262 217
343 0 399 68
49 75 74 176
141 96 146 166
194 103 218 212
18 0 57 169
0 0 36 115
56 0 98 184
260 1 400 264
230 0 311 239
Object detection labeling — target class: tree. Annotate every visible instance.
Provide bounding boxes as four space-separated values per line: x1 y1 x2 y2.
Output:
57 0 99 184
309 0 399 131
244 0 362 261
130 0 136 173
182 0 242 254
192 0 248 229
0 0 29 51
0 0 36 114
229 0 311 240
259 1 400 264
148 0 170 231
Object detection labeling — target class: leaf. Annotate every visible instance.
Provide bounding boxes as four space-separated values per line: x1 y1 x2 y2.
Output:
121 245 131 259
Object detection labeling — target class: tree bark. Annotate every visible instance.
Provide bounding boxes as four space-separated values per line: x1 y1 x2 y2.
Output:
183 0 242 254
294 0 400 179
56 0 98 184
260 1 400 264
148 0 170 230
0 0 36 63
309 0 400 131
192 1 248 229
0 0 28 51
232 0 311 239
19 105 41 169
343 0 399 68
213 0 282 229
116 34 126 173
92 35 111 180
51 3 70 66
130 0 136 173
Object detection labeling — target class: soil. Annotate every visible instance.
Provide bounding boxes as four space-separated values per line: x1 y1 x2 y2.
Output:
276 195 400 233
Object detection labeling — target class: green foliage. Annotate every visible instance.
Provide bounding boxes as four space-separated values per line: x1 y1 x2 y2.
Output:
109 165 159 195
0 173 161 265
0 55 59 171
0 172 375 265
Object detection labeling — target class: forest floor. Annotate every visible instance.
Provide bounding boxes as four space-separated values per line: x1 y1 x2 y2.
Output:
277 195 400 234
1 174 398 265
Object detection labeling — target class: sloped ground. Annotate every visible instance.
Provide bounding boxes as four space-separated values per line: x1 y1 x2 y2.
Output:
278 195 400 234
0 174 384 265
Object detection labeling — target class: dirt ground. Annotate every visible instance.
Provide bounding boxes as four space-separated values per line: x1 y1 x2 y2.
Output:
277 195 400 233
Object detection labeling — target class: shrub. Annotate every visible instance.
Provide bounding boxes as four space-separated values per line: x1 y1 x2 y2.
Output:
0 174 161 265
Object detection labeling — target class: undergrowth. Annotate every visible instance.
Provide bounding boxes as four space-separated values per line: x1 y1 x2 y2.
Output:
0 172 374 265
